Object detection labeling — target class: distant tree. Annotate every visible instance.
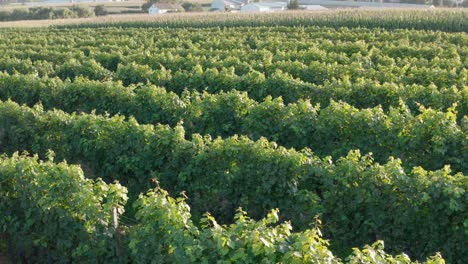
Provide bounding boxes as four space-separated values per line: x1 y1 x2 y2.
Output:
0 11 8 21
11 9 29 20
30 7 55 20
288 0 300 9
54 8 76 19
94 5 108 16
141 1 154 12
443 0 457 6
182 2 203 12
70 5 94 18
432 0 459 5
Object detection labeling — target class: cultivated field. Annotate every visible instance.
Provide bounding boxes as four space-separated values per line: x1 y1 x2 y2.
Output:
0 9 466 263
0 9 466 28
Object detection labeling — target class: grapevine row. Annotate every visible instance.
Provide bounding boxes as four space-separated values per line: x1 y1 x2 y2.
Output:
0 27 465 101
0 100 465 262
1 75 465 173
0 153 457 263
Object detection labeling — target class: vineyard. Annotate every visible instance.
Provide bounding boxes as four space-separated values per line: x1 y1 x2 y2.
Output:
0 9 467 263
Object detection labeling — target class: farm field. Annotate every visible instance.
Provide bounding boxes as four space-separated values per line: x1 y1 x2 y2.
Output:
0 0 210 10
0 0 212 21
0 9 467 263
0 0 145 19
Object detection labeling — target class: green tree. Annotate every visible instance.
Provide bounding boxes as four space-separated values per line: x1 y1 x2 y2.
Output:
94 5 108 16
288 0 300 9
182 2 203 12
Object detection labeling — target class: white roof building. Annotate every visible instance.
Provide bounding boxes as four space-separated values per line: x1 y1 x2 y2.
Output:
148 3 183 14
240 2 287 12
211 0 248 11
299 4 327 10
299 0 434 8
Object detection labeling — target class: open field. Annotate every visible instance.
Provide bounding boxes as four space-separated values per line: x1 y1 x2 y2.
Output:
0 0 143 11
0 1 145 18
0 0 211 11
0 9 466 263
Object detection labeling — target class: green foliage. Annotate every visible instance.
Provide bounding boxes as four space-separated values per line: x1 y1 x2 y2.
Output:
115 62 156 86
141 1 154 12
287 0 300 10
0 74 464 173
0 155 447 263
129 187 199 263
182 2 204 12
347 241 445 264
94 5 108 17
70 5 95 18
0 153 127 262
0 11 466 262
0 5 95 22
129 185 446 263
318 151 467 263
0 100 465 262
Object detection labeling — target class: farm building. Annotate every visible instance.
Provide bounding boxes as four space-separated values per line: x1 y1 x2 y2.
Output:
298 0 434 8
300 4 327 10
211 0 248 11
240 2 287 12
148 3 183 14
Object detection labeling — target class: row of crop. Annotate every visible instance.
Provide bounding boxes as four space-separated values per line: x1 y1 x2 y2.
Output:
1 37 465 87
52 9 468 32
1 75 465 173
0 55 468 93
1 154 448 263
0 28 465 88
0 55 465 104
0 153 126 262
3 30 465 65
119 62 466 99
4 23 466 47
0 100 466 262
2 72 464 117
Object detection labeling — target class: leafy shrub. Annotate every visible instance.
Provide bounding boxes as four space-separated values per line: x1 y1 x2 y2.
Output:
0 11 10 22
129 186 446 263
0 6 95 22
0 100 465 262
10 9 29 20
115 62 154 86
29 7 55 20
70 5 95 18
0 153 127 262
182 2 203 12
94 5 108 16
0 155 447 263
55 59 112 81
287 0 300 9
